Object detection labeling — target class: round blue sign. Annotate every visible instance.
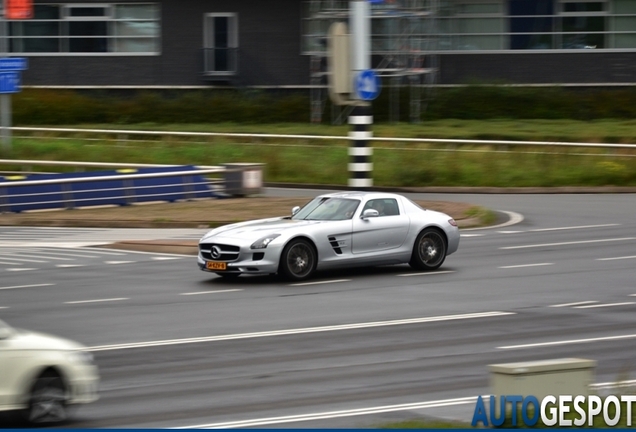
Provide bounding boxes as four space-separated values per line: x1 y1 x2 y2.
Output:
356 69 381 101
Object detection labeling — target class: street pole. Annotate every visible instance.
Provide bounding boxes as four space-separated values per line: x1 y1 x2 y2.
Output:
348 0 372 189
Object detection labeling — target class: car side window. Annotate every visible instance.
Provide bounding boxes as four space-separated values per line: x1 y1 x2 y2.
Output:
363 199 399 217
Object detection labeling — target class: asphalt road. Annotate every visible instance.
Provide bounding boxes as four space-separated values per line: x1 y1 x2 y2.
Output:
1 191 635 428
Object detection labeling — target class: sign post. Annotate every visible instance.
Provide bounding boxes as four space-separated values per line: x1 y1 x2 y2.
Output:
0 0 32 152
348 0 377 189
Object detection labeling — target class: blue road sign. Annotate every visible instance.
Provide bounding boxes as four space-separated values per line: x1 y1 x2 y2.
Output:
0 57 28 71
355 69 381 101
0 72 21 94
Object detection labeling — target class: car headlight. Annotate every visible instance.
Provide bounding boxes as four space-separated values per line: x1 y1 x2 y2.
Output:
251 234 281 249
68 350 95 365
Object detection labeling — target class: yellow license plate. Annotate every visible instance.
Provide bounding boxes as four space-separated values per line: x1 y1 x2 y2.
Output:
206 261 227 271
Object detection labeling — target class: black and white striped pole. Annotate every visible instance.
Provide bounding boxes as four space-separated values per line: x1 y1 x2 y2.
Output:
348 0 378 189
348 105 373 188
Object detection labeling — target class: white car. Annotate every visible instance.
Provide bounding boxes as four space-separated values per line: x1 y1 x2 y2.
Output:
198 191 460 280
0 319 99 424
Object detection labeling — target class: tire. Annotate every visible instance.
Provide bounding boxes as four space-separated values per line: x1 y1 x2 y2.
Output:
279 239 316 281
24 373 68 425
409 228 447 271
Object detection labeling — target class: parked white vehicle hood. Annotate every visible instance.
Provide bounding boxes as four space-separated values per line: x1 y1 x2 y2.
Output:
7 328 86 351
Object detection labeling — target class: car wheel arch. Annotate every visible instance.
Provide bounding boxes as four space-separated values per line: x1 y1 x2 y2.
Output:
278 236 319 280
409 225 449 270
283 235 319 261
23 366 68 398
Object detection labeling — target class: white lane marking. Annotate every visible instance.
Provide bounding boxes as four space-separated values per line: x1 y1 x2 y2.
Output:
152 256 184 261
0 307 7 310
105 261 135 265
101 249 192 258
499 333 636 350
597 256 636 261
0 283 55 291
498 230 523 234
500 237 636 250
290 279 351 287
574 302 635 309
398 270 455 277
0 255 45 262
56 264 85 268
175 396 478 429
0 261 22 265
65 298 129 305
180 289 243 296
6 268 37 271
87 311 515 352
460 233 484 237
76 248 127 256
0 252 74 261
530 224 620 232
549 301 598 308
498 263 553 269
592 379 636 391
31 249 101 258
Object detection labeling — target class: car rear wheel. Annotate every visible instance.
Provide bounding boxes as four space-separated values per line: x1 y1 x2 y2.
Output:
409 228 447 271
25 373 68 424
280 239 316 281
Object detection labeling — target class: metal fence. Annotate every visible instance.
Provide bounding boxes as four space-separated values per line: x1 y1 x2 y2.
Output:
0 161 264 213
10 126 636 153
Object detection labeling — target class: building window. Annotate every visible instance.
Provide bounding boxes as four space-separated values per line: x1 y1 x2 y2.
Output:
300 0 636 53
8 3 160 55
203 13 238 75
557 0 607 49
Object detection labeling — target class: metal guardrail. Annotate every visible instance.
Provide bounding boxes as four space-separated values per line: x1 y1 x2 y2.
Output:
9 126 636 150
0 163 265 213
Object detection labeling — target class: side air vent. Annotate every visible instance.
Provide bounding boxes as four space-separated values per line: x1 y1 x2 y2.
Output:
328 236 342 255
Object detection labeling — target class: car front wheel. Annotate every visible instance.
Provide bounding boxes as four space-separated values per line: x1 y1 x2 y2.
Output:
25 373 68 424
280 239 316 281
409 228 447 271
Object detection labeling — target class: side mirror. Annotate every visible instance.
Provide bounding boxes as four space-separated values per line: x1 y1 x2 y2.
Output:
361 209 379 219
291 206 300 216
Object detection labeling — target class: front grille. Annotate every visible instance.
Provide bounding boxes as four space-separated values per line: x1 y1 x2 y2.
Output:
199 243 240 261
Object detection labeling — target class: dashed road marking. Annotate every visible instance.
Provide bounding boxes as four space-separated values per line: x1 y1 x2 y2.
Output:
0 283 55 290
549 301 598 308
66 298 130 305
574 302 635 309
180 289 243 296
290 279 351 287
499 333 636 350
597 256 636 261
500 237 636 250
499 263 553 269
397 270 455 277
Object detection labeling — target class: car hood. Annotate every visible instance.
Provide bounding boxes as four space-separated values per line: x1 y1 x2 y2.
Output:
200 217 325 242
7 328 86 351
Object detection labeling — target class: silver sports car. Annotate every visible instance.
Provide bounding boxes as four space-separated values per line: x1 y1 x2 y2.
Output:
198 192 460 281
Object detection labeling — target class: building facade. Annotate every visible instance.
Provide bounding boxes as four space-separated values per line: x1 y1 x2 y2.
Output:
8 0 636 88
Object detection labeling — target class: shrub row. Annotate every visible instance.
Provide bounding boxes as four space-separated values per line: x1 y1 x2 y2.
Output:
13 86 636 125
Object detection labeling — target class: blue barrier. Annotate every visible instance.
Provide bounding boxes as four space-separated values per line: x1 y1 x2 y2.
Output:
1 165 217 213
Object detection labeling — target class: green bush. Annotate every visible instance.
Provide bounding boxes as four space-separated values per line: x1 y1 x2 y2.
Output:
12 86 636 125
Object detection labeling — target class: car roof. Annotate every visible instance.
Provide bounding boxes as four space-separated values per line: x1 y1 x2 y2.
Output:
317 191 402 200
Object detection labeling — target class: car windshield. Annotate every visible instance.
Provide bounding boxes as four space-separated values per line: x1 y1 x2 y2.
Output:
292 197 360 221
